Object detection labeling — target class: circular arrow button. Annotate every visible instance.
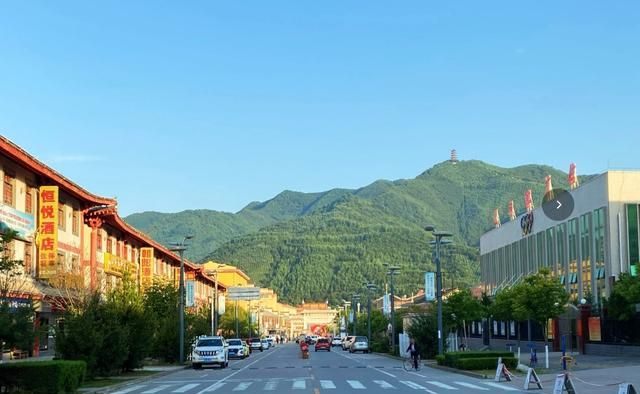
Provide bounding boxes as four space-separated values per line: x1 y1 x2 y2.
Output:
541 188 574 221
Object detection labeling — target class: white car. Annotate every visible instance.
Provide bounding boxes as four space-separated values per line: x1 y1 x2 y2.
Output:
331 337 343 347
226 338 248 359
349 336 370 353
191 336 229 369
342 336 355 350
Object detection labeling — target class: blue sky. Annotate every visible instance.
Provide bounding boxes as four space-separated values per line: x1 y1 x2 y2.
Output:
1 1 638 216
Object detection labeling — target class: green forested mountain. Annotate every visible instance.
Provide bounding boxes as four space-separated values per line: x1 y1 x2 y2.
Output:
125 160 593 304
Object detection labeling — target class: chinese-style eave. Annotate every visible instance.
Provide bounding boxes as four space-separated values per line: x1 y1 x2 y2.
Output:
0 135 116 207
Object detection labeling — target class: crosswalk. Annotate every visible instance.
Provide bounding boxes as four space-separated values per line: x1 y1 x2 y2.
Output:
111 379 520 393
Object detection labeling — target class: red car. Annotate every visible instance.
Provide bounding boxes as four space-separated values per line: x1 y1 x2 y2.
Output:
315 338 331 352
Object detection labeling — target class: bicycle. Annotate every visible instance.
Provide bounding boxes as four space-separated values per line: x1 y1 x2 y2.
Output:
403 355 421 371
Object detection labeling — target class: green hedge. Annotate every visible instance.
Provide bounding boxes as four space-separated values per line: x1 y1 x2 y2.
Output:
443 351 513 368
435 355 445 365
0 360 86 394
456 357 518 370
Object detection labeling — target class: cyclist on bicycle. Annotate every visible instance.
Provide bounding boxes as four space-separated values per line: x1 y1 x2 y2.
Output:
406 338 420 370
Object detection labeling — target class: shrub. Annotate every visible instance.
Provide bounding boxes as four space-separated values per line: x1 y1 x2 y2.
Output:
0 360 86 393
435 355 445 365
442 351 514 368
456 357 518 370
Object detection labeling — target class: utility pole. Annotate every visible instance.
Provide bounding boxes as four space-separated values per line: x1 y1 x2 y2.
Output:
169 235 193 364
425 226 452 355
386 265 400 354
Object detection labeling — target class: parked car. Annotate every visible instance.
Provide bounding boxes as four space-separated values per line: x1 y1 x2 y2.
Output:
226 338 249 359
249 337 263 352
261 338 270 350
331 337 343 347
349 336 369 354
342 336 355 350
315 337 331 352
309 335 319 344
267 337 275 348
191 336 229 369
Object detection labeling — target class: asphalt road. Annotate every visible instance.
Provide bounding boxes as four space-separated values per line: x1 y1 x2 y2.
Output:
106 343 521 394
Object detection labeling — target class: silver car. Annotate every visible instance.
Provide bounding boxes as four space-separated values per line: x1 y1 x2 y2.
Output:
349 336 370 354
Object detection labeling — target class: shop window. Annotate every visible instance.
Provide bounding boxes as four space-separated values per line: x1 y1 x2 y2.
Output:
3 173 14 207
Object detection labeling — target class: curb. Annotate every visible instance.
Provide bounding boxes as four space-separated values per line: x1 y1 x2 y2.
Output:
82 365 190 394
425 363 490 379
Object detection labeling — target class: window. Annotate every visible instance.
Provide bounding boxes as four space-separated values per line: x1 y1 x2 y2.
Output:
594 207 606 301
627 204 639 270
72 209 80 235
580 213 592 297
25 187 33 214
556 223 566 280
106 237 112 253
57 252 66 269
546 228 555 275
97 233 103 251
58 204 66 230
568 219 578 299
71 255 80 271
3 173 14 206
24 243 33 275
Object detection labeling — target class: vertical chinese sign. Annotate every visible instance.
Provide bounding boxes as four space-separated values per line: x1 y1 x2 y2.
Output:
186 271 195 307
140 247 154 290
38 186 58 279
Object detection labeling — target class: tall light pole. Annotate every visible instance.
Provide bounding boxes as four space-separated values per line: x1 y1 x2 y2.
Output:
169 235 193 364
352 294 360 336
364 283 377 341
385 264 400 354
425 225 452 356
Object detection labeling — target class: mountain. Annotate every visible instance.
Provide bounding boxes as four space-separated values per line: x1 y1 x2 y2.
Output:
125 160 593 304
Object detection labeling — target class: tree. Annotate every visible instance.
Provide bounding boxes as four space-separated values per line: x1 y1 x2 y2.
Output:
512 268 568 346
218 302 255 338
407 312 438 359
606 273 640 321
144 280 179 362
491 286 519 342
443 290 482 347
0 230 35 361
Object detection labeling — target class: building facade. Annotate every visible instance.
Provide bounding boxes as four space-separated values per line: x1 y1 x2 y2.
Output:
0 136 223 354
480 171 640 306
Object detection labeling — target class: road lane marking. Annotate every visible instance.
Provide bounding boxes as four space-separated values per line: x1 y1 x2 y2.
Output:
142 385 171 393
320 380 336 389
194 346 280 394
173 383 199 392
264 381 278 391
203 382 226 392
373 380 395 389
400 381 437 393
483 382 520 391
373 367 396 378
454 381 489 391
232 382 252 391
111 385 146 394
292 379 306 390
347 380 366 389
427 381 458 390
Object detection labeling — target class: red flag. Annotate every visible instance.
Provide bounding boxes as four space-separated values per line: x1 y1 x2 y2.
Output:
508 200 516 221
568 163 579 189
524 189 534 212
545 175 554 201
493 208 501 228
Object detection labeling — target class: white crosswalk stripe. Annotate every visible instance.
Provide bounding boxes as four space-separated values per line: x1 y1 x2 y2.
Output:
112 385 146 394
454 381 489 391
142 385 171 393
484 382 520 391
373 380 395 389
320 380 336 389
427 380 458 390
400 381 437 393
292 379 306 390
347 380 366 389
203 382 226 392
233 382 253 391
264 381 278 391
173 383 200 393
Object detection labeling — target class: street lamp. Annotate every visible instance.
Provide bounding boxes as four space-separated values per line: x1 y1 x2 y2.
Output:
169 235 194 364
364 283 377 341
384 264 400 354
425 225 452 356
352 294 361 336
